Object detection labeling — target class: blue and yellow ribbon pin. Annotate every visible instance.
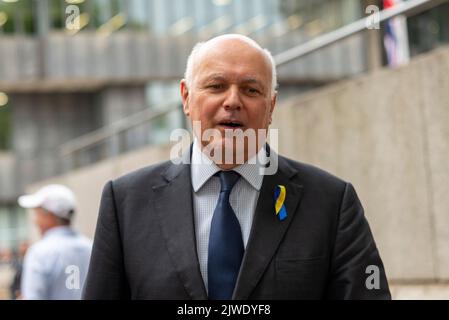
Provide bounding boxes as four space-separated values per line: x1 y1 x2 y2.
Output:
274 185 287 221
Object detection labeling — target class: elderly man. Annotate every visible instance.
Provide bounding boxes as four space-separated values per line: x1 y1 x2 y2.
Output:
18 184 92 300
84 34 390 300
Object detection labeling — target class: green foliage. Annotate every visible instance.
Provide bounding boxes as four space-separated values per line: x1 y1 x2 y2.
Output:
0 0 35 34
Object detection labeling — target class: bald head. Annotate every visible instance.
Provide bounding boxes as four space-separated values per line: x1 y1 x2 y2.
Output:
184 34 278 94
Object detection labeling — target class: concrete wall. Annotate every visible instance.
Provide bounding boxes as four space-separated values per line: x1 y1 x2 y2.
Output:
27 46 449 283
272 46 449 282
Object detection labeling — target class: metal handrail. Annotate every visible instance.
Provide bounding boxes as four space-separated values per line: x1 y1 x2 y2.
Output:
274 0 449 66
60 100 181 157
60 0 448 160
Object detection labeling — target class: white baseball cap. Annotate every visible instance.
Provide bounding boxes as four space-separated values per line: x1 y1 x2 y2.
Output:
18 184 76 220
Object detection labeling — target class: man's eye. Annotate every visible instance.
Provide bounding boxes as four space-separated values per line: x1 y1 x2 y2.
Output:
246 87 260 95
208 84 223 90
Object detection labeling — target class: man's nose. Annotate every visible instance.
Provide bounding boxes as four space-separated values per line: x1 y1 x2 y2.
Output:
223 86 242 110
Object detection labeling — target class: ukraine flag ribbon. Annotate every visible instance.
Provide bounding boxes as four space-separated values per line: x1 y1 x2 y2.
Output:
274 185 287 221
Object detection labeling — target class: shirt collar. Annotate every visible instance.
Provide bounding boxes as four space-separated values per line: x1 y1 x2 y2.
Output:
43 226 73 239
191 138 266 192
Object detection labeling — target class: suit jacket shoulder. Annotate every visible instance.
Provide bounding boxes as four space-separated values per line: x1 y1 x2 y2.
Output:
280 156 346 186
112 160 173 189
277 155 349 207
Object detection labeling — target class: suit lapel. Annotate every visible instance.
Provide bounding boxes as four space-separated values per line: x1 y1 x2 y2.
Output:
152 159 207 300
233 156 304 300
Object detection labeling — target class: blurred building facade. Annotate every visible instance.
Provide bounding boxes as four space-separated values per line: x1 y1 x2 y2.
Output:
0 0 448 252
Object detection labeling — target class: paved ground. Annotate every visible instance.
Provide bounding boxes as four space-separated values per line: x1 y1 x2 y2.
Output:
1 264 449 300
390 283 449 300
0 265 13 300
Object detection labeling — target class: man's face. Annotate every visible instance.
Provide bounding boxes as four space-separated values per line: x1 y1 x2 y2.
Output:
34 207 56 235
181 38 277 167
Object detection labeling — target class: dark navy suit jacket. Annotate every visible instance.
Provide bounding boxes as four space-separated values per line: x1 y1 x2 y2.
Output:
83 148 391 299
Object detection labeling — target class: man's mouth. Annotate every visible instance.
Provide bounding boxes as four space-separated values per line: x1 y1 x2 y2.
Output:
218 120 244 128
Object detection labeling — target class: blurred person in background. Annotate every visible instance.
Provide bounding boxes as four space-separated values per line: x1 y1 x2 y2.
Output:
0 249 12 264
18 185 92 300
9 241 30 300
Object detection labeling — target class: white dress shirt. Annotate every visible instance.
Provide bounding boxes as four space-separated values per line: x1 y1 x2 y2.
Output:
190 139 266 290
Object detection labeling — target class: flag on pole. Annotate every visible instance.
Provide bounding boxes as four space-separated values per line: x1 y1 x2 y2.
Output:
383 0 410 67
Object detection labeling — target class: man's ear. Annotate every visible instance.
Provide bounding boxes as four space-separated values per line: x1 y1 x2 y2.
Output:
269 91 277 124
180 79 190 117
